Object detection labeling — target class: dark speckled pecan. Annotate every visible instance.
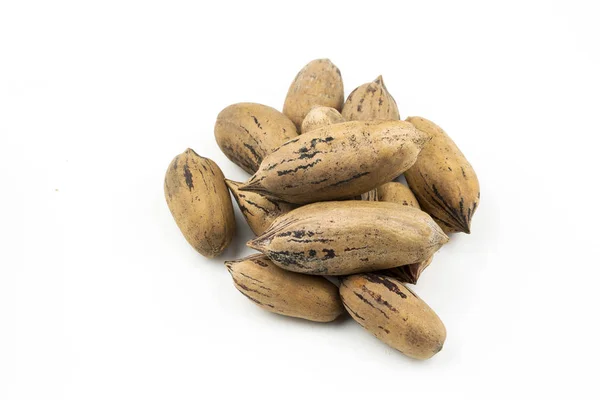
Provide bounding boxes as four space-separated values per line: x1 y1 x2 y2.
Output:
340 273 446 359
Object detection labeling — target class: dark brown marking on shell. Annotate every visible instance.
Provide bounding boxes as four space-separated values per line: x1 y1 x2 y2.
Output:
183 163 194 190
267 250 307 267
431 183 470 233
263 196 288 211
303 136 334 151
243 143 262 163
239 291 275 308
221 143 256 173
363 285 397 312
353 291 375 308
353 291 389 319
287 237 334 244
244 199 270 214
251 115 262 130
266 162 280 171
277 229 318 239
328 171 370 187
251 258 269 268
322 249 336 259
417 170 470 233
238 272 266 286
227 183 254 216
380 265 419 285
276 159 322 176
232 277 270 297
280 138 300 147
344 246 368 252
297 150 322 160
363 274 408 299
309 178 329 185
342 300 365 321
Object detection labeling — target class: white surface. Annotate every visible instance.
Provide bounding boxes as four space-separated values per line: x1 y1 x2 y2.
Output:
1 1 599 399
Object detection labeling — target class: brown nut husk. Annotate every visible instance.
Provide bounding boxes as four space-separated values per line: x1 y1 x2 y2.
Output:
342 75 399 121
301 106 345 134
214 103 298 174
340 274 446 360
380 255 434 285
240 120 429 204
164 149 235 257
247 201 448 276
225 254 344 322
376 181 431 284
225 179 295 236
283 59 344 128
404 117 480 234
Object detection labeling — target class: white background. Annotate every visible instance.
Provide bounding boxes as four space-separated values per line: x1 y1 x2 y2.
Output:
1 1 599 399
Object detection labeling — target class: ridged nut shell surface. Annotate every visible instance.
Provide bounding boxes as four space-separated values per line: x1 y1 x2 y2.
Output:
226 254 344 322
214 102 298 173
240 120 429 204
164 149 235 257
248 201 448 275
340 273 446 359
